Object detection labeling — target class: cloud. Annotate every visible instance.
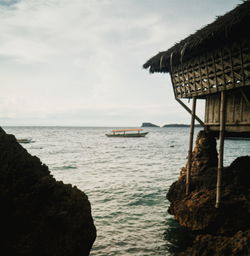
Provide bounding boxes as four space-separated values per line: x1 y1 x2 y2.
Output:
0 0 240 126
0 0 19 6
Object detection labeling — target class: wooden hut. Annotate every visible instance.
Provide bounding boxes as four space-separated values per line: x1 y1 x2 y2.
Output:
143 1 250 208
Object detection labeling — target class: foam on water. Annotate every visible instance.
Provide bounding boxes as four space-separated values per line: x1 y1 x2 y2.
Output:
4 126 250 256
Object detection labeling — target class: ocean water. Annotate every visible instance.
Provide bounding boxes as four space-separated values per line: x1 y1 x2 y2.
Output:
4 126 250 256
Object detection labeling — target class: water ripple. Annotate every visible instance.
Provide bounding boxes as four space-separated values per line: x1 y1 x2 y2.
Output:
4 126 250 256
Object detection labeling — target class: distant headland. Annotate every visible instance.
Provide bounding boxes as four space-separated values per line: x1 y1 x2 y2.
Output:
141 122 160 127
162 123 202 128
141 122 202 128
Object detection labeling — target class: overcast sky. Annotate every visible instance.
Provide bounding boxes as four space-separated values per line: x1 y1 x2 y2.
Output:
0 0 241 126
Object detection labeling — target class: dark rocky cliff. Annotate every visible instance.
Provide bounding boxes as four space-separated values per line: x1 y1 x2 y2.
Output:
0 127 96 256
167 131 250 255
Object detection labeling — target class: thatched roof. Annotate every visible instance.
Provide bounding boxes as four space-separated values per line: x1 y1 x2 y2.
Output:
143 1 250 73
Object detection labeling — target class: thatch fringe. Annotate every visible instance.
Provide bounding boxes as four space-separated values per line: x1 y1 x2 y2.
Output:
143 1 250 73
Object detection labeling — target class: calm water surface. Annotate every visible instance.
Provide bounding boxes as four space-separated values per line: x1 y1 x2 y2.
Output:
4 127 250 256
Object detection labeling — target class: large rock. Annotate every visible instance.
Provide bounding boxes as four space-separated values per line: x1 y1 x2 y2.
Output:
167 130 250 255
0 127 96 256
179 230 250 256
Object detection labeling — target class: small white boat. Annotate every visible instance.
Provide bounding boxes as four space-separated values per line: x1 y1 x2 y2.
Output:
17 138 33 144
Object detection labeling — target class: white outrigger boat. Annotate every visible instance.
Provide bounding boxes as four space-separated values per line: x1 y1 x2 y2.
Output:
106 129 148 137
17 138 33 144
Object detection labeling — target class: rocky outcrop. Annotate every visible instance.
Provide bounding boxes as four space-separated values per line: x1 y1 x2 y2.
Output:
167 131 250 255
179 230 250 256
141 122 159 127
0 127 96 256
179 130 218 179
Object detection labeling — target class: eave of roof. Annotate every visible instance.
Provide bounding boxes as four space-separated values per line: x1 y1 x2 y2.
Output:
143 1 250 74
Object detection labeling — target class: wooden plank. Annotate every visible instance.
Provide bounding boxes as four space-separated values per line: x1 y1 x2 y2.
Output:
212 53 219 92
192 61 198 93
170 72 178 99
240 88 250 108
232 92 235 123
214 94 220 123
186 63 192 94
240 93 243 121
180 65 188 96
198 57 205 93
220 49 227 91
229 46 236 88
206 121 250 125
239 43 246 87
208 125 250 133
226 91 234 123
212 96 215 123
205 53 212 93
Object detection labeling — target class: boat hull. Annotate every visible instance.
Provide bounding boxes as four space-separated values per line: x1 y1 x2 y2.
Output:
106 132 148 137
17 138 32 143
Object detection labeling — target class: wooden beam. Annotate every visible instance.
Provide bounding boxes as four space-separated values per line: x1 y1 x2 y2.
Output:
205 53 212 94
186 97 196 195
212 53 219 93
215 91 226 208
240 88 250 108
175 98 204 126
220 49 227 91
239 42 246 87
229 46 236 89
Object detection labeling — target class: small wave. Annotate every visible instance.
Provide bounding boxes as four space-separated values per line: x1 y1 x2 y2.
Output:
127 193 160 206
53 165 77 170
31 146 43 149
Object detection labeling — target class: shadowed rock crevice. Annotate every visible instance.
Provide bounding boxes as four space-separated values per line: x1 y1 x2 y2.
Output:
167 131 250 255
0 128 96 256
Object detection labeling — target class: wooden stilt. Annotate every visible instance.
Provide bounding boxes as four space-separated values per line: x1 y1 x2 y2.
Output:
215 91 226 208
186 97 196 195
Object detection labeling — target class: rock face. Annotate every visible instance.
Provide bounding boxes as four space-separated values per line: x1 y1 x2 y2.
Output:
167 131 250 255
178 230 250 256
0 127 96 256
141 122 159 127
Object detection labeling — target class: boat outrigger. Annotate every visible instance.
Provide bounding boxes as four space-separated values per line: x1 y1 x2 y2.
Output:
106 129 148 137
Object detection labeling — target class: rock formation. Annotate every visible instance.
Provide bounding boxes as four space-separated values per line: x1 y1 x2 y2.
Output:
141 122 159 127
167 131 250 255
0 127 96 256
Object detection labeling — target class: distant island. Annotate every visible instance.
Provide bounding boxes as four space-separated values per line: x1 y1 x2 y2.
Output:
162 123 202 127
141 122 159 127
141 122 202 128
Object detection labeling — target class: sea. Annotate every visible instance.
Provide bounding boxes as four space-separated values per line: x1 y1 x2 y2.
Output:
3 126 250 256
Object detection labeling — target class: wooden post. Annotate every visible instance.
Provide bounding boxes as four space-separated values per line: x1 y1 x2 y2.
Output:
215 91 226 208
186 97 196 195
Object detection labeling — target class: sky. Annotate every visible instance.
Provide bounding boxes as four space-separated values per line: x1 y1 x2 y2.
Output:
0 0 242 127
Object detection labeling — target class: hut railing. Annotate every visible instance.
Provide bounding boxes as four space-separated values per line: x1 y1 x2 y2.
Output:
171 41 250 98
